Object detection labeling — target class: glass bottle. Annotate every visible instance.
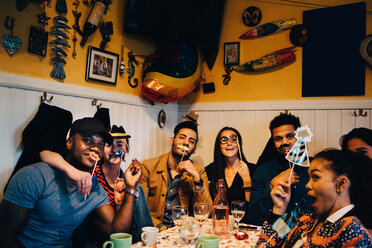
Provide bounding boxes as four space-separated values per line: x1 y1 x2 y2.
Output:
80 0 108 46
212 179 229 239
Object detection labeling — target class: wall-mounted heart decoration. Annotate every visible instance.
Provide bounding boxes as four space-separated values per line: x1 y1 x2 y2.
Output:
2 35 22 56
2 16 22 56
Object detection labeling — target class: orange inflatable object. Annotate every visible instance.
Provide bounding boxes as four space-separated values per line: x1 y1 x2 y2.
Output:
142 44 202 103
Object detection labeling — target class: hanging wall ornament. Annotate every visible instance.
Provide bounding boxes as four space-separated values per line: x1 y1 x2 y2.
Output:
360 34 372 68
99 21 113 50
2 16 22 56
290 24 310 46
119 45 126 75
239 18 296 39
127 51 139 88
50 15 71 80
233 46 296 72
242 6 262 27
28 2 49 57
56 0 67 14
71 0 81 57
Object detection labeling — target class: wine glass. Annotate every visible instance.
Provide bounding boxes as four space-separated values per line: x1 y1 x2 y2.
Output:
193 203 209 231
172 205 188 244
230 201 245 232
180 217 201 248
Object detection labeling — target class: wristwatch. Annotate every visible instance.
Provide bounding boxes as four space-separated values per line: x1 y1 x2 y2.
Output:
194 179 204 187
194 179 204 192
125 187 139 198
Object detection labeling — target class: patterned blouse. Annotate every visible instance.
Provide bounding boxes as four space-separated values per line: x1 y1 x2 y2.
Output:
257 210 372 247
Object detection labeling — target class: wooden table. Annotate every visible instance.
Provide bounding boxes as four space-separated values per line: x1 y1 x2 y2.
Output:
132 220 261 247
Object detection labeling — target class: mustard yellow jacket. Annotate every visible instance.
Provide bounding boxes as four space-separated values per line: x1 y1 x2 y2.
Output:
140 152 212 227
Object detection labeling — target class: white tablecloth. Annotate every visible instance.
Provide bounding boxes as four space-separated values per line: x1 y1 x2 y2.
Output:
132 220 260 247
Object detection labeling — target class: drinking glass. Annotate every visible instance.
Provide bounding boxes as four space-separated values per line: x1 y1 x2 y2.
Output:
172 205 189 244
230 201 245 232
193 203 209 232
180 217 201 248
193 203 209 223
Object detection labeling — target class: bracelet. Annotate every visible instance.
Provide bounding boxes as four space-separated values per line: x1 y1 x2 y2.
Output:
242 186 252 192
125 187 139 198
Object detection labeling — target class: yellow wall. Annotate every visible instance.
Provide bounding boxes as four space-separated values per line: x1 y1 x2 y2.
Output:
0 0 154 96
189 0 372 102
0 0 371 103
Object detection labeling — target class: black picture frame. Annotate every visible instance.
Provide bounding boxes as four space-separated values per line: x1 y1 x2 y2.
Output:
224 42 240 66
86 46 119 85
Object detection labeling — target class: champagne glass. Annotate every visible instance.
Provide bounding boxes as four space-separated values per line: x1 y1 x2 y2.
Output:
172 205 188 244
231 201 245 232
193 203 209 231
180 217 201 248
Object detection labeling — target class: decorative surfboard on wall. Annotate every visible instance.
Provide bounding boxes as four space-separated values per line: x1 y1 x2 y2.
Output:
233 46 296 72
239 18 296 39
142 43 202 103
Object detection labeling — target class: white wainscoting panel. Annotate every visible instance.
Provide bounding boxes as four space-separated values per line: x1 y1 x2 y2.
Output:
179 104 372 168
0 81 177 198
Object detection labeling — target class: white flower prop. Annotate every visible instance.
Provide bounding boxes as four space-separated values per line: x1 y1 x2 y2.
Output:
285 125 313 167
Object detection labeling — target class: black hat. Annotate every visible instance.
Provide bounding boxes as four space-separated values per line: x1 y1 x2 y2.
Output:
94 107 111 132
70 117 112 144
174 121 198 136
110 125 131 139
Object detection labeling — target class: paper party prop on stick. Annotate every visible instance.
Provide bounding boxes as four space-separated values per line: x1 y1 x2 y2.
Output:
177 145 190 163
286 125 313 167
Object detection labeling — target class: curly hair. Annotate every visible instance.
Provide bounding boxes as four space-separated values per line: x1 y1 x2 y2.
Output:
269 113 301 134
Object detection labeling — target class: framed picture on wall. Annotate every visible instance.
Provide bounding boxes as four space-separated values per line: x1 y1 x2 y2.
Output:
86 46 119 85
224 42 240 66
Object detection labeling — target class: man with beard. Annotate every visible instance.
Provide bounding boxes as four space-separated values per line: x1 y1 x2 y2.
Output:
247 113 312 225
0 118 137 247
140 121 212 230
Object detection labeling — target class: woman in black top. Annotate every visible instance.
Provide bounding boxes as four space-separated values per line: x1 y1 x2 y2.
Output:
205 127 256 219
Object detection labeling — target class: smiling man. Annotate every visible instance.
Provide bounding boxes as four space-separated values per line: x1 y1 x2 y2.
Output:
247 113 312 225
140 121 212 230
0 118 137 248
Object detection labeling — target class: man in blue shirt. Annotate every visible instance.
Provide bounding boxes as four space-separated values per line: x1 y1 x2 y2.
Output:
0 117 139 248
247 113 312 225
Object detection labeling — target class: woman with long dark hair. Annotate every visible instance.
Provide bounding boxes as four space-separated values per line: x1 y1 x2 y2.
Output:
205 127 256 207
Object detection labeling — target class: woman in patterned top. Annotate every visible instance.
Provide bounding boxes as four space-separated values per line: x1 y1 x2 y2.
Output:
257 149 372 248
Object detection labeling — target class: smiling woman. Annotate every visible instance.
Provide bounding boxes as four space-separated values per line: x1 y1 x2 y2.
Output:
256 149 372 248
205 127 256 222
